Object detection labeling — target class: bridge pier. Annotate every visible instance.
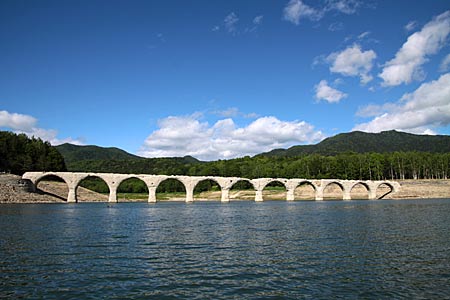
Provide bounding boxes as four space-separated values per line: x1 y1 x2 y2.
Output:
67 187 77 203
221 188 230 202
255 190 263 202
108 189 117 203
315 188 324 201
286 188 295 201
186 188 194 203
148 186 157 203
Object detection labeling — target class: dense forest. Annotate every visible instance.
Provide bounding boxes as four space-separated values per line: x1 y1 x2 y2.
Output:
0 131 66 175
68 151 450 181
70 151 450 193
261 130 450 157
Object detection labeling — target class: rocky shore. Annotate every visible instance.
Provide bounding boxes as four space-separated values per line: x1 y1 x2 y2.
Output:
1 174 449 203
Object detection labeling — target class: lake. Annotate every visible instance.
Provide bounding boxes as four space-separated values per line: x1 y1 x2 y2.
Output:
1 199 450 299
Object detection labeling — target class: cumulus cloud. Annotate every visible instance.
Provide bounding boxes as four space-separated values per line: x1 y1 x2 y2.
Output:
0 110 37 131
138 115 325 160
314 80 348 103
327 44 377 84
0 110 84 145
354 73 450 134
283 0 323 24
440 53 450 72
379 10 450 87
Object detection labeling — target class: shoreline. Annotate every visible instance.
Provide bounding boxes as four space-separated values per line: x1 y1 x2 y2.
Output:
1 174 449 203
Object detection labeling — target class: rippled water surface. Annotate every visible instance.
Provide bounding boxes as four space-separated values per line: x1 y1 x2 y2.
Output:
1 199 450 299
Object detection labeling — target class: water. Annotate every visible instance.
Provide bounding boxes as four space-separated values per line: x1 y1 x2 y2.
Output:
1 199 450 299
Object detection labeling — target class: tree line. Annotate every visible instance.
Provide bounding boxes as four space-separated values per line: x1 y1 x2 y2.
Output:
71 151 450 193
0 131 67 175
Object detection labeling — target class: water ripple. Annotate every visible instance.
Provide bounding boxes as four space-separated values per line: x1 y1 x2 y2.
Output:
1 199 450 298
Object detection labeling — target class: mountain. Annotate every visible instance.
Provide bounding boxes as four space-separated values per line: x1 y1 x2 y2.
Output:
55 143 201 173
260 130 450 157
56 143 141 164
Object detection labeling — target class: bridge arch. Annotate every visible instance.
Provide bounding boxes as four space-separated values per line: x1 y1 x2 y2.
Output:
75 175 110 202
322 181 345 200
193 178 222 201
116 176 149 202
349 181 371 200
294 180 317 200
34 173 69 202
155 177 187 201
376 182 395 199
262 180 288 201
229 179 256 201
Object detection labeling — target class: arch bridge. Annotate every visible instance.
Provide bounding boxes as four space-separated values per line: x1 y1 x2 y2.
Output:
22 172 400 203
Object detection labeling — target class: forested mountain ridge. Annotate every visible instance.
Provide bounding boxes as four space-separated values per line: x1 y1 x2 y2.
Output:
56 143 141 164
260 130 450 157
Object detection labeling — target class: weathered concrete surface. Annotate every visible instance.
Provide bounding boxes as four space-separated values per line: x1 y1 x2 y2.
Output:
22 172 400 203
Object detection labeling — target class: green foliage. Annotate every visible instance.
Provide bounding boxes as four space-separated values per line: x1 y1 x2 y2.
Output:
0 131 66 175
79 177 109 193
56 143 141 164
260 130 450 157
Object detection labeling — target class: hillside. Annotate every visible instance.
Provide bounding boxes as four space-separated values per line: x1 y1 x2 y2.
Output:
56 143 141 164
260 130 450 157
56 143 201 174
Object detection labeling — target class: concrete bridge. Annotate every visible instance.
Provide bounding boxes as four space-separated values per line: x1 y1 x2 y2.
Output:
22 172 400 203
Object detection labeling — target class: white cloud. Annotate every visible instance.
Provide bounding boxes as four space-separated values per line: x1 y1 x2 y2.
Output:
0 110 84 145
224 12 239 34
283 0 362 25
253 15 264 25
314 80 348 103
138 115 325 160
0 110 37 131
211 107 258 119
379 10 450 87
328 22 344 32
440 53 450 72
357 31 370 40
354 73 450 133
325 0 361 14
404 20 417 32
327 44 377 84
283 0 323 25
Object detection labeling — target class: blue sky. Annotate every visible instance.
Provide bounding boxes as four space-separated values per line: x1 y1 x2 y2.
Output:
1 0 449 160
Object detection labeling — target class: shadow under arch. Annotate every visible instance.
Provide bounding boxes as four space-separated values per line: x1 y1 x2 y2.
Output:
117 177 149 202
322 181 344 200
156 177 187 201
35 174 68 201
262 180 287 201
294 181 316 200
230 179 256 201
350 182 370 200
376 182 394 199
193 178 221 201
76 175 110 202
